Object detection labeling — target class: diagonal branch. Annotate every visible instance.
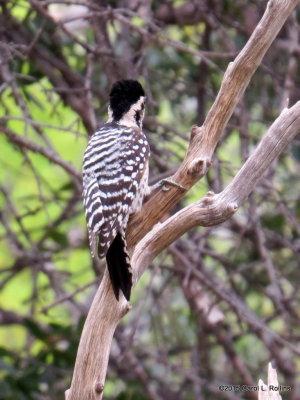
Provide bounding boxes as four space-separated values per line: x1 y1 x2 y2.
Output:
132 101 300 280
127 0 300 249
66 1 300 399
0 125 81 187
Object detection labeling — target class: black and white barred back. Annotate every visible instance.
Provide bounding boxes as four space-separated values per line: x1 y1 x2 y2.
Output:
82 80 149 301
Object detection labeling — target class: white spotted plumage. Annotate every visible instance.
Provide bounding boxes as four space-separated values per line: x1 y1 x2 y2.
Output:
82 122 150 258
82 79 149 300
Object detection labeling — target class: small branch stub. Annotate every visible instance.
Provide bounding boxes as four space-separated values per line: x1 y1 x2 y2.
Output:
95 382 104 394
202 190 216 205
228 202 238 212
190 124 201 141
187 157 212 177
121 301 132 317
258 363 282 400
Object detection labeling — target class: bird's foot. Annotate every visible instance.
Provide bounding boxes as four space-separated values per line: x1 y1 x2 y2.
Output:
160 178 186 192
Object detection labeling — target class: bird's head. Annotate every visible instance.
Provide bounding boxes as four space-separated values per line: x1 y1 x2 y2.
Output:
108 79 146 128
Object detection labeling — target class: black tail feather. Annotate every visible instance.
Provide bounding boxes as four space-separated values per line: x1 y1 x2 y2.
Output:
105 232 132 301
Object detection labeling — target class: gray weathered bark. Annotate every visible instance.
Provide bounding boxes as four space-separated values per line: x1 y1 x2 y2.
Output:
66 1 300 399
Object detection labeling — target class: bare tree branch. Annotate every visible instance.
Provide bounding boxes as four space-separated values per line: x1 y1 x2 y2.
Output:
126 0 300 249
258 363 283 400
66 1 300 399
0 125 81 186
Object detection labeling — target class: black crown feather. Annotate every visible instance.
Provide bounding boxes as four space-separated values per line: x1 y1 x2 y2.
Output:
109 80 145 121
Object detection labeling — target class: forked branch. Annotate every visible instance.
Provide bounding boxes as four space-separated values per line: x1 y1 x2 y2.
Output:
66 1 300 399
126 0 300 248
132 102 300 279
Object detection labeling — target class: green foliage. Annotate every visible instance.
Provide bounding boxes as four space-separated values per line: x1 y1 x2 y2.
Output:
0 318 84 400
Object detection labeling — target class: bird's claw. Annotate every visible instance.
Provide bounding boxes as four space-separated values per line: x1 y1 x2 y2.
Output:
160 178 186 192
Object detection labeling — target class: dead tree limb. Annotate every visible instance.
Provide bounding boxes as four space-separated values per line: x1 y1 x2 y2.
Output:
126 0 300 248
133 101 300 279
66 1 300 399
258 363 283 400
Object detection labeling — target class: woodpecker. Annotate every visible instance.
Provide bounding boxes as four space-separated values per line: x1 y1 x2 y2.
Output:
82 80 150 301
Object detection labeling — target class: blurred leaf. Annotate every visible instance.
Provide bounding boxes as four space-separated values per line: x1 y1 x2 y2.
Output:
47 229 68 247
261 214 285 232
23 318 49 341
